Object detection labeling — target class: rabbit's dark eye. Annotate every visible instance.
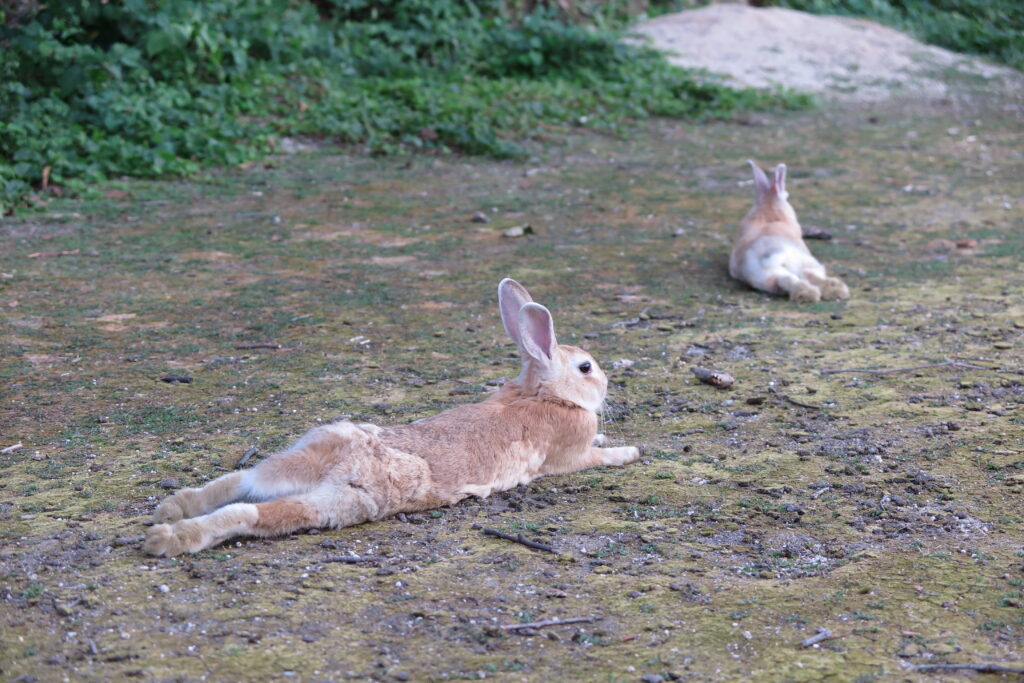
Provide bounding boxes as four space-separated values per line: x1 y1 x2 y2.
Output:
578 361 592 374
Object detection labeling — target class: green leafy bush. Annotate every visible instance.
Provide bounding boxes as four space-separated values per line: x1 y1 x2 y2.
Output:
0 0 808 215
768 0 1024 71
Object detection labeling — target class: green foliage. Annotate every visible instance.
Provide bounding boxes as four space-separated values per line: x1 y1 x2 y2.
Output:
0 0 808 214
769 0 1024 70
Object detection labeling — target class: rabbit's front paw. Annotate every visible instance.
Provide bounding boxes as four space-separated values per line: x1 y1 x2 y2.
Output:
144 521 203 557
790 281 821 303
601 446 640 467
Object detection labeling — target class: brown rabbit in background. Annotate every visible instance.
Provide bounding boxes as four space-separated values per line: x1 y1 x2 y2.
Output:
144 279 640 556
730 161 849 303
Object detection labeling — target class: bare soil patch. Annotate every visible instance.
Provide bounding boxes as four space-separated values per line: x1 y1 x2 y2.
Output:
630 4 1021 101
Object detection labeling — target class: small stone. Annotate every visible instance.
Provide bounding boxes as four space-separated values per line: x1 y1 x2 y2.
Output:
157 584 169 593
157 478 180 490
642 674 665 683
503 225 533 238
470 211 490 223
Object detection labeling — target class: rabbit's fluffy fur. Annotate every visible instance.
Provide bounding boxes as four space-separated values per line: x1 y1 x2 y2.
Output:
145 279 639 556
730 161 849 303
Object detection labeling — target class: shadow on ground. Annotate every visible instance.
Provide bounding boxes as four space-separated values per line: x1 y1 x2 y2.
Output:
1 88 1023 681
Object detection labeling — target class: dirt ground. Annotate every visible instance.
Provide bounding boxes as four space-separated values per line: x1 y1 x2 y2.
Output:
2 54 1024 683
630 4 1022 102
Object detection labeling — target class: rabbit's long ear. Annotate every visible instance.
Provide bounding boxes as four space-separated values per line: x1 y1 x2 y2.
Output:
772 163 788 200
518 303 558 369
748 160 771 201
498 278 534 348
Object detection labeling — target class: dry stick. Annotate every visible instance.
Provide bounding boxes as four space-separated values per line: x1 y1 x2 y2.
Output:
1 442 23 455
27 248 80 259
799 627 835 648
811 486 832 500
780 394 822 410
821 361 993 376
502 616 602 631
915 663 1024 675
474 525 555 553
234 343 282 350
322 555 383 564
236 447 258 469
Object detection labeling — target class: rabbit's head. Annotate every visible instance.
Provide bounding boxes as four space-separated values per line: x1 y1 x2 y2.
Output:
498 278 607 412
749 160 797 223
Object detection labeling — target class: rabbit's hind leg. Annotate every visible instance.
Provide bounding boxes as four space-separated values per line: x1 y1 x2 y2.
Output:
153 422 359 525
153 471 247 524
144 483 381 556
804 270 849 300
145 501 259 557
765 269 820 303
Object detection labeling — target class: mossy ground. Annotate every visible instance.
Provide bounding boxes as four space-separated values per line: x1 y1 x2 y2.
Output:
1 88 1023 682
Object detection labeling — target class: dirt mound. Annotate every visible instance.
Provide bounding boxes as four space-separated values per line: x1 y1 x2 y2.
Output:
630 4 1019 101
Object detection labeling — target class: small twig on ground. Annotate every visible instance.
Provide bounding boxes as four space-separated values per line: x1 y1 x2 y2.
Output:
502 616 602 631
234 343 282 350
780 394 822 410
474 524 555 553
691 366 735 389
811 486 832 500
821 361 994 376
27 248 80 259
915 663 1024 675
1 442 23 455
322 555 383 564
236 447 258 469
800 627 836 648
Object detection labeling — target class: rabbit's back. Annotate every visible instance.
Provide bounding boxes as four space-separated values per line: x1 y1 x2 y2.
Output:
379 389 598 499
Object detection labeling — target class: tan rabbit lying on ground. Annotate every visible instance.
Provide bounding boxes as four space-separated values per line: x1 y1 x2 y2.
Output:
144 279 640 556
730 161 849 303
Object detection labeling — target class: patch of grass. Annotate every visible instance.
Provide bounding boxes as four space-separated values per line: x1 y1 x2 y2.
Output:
0 0 810 215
